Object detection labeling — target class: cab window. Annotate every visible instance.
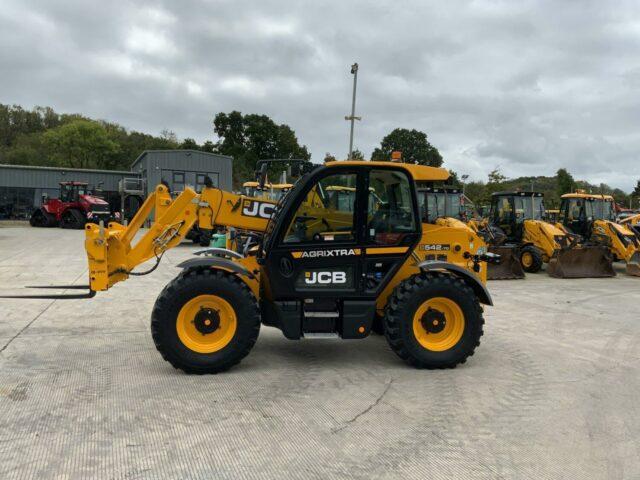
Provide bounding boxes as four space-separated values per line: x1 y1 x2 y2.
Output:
367 169 417 245
283 173 357 244
493 197 512 224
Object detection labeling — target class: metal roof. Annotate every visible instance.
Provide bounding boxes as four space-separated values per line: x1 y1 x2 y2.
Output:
0 163 134 175
130 149 233 169
491 191 543 197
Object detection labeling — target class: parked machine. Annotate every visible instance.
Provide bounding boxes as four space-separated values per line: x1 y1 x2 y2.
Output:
7 161 498 374
558 191 640 276
619 213 640 237
29 181 117 229
481 191 614 278
242 181 293 202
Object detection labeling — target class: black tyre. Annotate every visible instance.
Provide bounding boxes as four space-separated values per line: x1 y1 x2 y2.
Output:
520 245 543 273
151 268 260 374
60 209 86 229
198 229 213 247
30 209 57 227
384 273 484 369
29 209 44 227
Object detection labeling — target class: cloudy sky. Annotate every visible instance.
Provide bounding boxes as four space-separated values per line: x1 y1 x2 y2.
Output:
2 0 640 190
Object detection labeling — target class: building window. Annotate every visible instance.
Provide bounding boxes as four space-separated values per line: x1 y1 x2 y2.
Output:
173 172 185 184
0 187 35 219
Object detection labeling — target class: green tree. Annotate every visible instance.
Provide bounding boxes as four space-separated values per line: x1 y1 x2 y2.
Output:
201 140 216 153
180 138 199 150
611 188 629 206
556 168 575 197
371 128 443 166
464 181 486 206
632 180 640 199
351 149 364 160
485 167 507 200
43 120 120 169
213 111 310 187
447 170 462 188
324 152 337 162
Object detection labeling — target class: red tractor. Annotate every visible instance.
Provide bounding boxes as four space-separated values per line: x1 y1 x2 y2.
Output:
29 181 118 229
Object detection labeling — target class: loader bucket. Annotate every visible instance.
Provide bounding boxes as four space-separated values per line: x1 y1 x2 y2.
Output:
625 251 640 276
547 247 615 278
487 245 525 280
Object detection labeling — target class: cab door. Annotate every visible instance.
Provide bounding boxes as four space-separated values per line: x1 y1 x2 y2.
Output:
361 168 421 295
264 169 364 302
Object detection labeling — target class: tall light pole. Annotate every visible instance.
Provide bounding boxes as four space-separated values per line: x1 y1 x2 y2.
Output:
345 62 361 160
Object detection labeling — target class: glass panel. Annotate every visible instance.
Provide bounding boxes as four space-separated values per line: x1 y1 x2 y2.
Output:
367 170 417 245
514 196 544 220
494 197 512 224
566 199 583 221
283 173 357 243
585 199 615 221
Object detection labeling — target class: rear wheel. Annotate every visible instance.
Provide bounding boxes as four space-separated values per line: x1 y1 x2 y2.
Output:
151 269 260 374
60 209 86 229
384 273 484 369
520 245 543 273
30 209 45 227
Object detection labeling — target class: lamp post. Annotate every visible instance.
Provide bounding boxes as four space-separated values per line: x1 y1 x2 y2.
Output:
461 174 469 196
345 63 361 160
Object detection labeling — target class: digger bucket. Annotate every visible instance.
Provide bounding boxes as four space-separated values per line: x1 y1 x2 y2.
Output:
487 246 525 280
547 246 615 278
625 251 640 276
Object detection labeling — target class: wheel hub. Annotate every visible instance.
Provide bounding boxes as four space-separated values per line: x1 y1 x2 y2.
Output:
421 308 446 334
193 307 220 334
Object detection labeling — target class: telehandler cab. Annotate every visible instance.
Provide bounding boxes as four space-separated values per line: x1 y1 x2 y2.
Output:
558 191 640 276
4 161 497 374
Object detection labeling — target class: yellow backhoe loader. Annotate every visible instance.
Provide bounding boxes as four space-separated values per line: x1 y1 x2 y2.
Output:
558 191 640 276
479 191 614 278
3 161 498 374
619 212 640 238
417 186 497 282
242 181 293 202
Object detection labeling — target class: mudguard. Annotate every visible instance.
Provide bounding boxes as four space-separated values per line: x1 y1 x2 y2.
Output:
176 257 254 278
418 260 493 306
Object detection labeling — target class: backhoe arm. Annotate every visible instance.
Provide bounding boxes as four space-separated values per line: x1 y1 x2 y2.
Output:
85 184 273 292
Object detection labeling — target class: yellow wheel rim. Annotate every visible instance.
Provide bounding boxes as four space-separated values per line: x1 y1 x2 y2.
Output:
412 297 465 352
176 295 237 354
521 251 533 268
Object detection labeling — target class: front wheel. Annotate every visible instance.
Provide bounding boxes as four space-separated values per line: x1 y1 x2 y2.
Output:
384 273 484 369
151 269 260 374
520 245 543 273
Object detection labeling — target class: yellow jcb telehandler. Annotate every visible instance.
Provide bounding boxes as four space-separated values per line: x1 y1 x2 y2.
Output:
558 191 640 276
3 161 498 373
479 191 614 278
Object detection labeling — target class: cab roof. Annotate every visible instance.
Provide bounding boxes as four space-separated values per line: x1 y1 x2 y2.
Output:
561 192 614 201
325 160 450 182
491 191 543 197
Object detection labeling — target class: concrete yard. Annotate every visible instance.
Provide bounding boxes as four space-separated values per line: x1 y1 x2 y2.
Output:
0 225 639 479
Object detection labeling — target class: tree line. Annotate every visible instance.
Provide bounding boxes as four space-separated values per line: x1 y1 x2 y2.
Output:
1 103 638 202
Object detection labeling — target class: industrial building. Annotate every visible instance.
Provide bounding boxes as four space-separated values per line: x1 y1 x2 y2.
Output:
0 150 233 219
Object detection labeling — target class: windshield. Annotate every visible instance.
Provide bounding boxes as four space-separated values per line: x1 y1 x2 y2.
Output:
563 197 616 222
586 198 615 221
513 195 544 221
422 191 462 221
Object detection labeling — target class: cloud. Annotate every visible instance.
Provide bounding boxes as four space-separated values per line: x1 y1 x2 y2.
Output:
1 0 640 190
